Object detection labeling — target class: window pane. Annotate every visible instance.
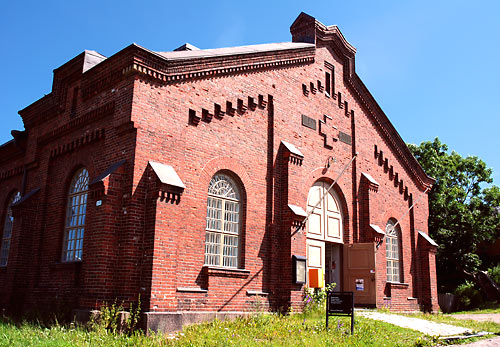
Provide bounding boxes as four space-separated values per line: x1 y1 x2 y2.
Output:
205 231 221 266
222 235 238 268
206 197 223 231
224 201 239 234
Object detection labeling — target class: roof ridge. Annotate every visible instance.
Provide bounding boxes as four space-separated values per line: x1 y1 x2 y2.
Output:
155 42 315 61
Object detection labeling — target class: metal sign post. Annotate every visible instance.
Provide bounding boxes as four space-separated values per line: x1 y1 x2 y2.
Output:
326 291 354 334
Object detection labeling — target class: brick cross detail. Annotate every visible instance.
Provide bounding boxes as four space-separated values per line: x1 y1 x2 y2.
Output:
318 114 338 149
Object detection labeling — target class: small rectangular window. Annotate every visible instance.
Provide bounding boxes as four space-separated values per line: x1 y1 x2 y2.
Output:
325 72 331 95
324 61 335 97
331 67 335 96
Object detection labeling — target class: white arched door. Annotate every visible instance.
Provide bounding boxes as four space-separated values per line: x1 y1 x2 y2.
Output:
306 181 344 288
306 181 343 243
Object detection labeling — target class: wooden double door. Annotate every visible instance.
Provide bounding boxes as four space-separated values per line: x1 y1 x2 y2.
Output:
305 181 376 305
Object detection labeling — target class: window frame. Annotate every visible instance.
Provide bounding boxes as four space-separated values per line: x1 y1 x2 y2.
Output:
204 173 242 269
385 219 403 283
0 191 21 267
62 168 89 263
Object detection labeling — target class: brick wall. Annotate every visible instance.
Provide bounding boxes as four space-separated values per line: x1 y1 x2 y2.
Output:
0 13 437 321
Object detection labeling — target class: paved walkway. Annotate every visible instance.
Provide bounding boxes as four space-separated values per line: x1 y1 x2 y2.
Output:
358 311 472 336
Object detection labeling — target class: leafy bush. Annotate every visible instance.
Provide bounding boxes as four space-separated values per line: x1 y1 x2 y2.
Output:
488 265 500 287
455 281 483 310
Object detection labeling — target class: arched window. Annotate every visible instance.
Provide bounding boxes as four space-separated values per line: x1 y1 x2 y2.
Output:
205 173 241 268
0 192 21 267
62 168 89 262
386 219 402 283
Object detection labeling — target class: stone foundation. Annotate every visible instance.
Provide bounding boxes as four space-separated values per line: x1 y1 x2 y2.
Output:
144 311 251 333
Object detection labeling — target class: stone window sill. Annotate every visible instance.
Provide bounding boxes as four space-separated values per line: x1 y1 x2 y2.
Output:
204 265 250 278
387 282 409 288
49 261 82 271
246 290 270 296
177 287 208 293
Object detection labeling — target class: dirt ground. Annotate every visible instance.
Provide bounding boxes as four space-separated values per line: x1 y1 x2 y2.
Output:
448 314 500 346
452 313 500 325
448 336 500 346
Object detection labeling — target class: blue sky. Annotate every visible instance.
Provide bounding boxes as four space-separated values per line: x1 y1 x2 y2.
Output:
1 1 499 183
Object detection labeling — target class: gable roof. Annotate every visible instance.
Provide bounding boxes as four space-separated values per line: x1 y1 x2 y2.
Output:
10 13 434 190
156 42 313 61
137 13 433 190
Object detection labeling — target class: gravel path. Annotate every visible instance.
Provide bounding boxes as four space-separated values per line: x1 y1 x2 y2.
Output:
358 311 472 336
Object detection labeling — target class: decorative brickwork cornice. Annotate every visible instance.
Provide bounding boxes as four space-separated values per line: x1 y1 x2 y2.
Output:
122 44 315 84
81 70 123 100
351 76 434 190
38 102 114 146
291 12 434 191
19 94 60 128
19 49 121 127
0 160 37 182
0 140 24 165
291 12 355 76
0 164 24 182
49 128 105 160
19 50 92 126
123 56 314 83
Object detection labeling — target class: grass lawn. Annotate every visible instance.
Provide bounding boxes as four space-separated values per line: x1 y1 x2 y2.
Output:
0 309 498 347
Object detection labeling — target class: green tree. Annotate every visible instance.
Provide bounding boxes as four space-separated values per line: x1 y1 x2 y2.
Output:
408 138 500 296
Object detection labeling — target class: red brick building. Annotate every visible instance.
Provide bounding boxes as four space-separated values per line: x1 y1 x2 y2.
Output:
0 13 438 331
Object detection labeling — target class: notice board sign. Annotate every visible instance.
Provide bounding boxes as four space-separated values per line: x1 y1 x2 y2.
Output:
355 279 364 291
326 291 354 334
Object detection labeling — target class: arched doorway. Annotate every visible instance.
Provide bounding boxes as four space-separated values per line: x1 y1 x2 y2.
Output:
306 180 344 291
